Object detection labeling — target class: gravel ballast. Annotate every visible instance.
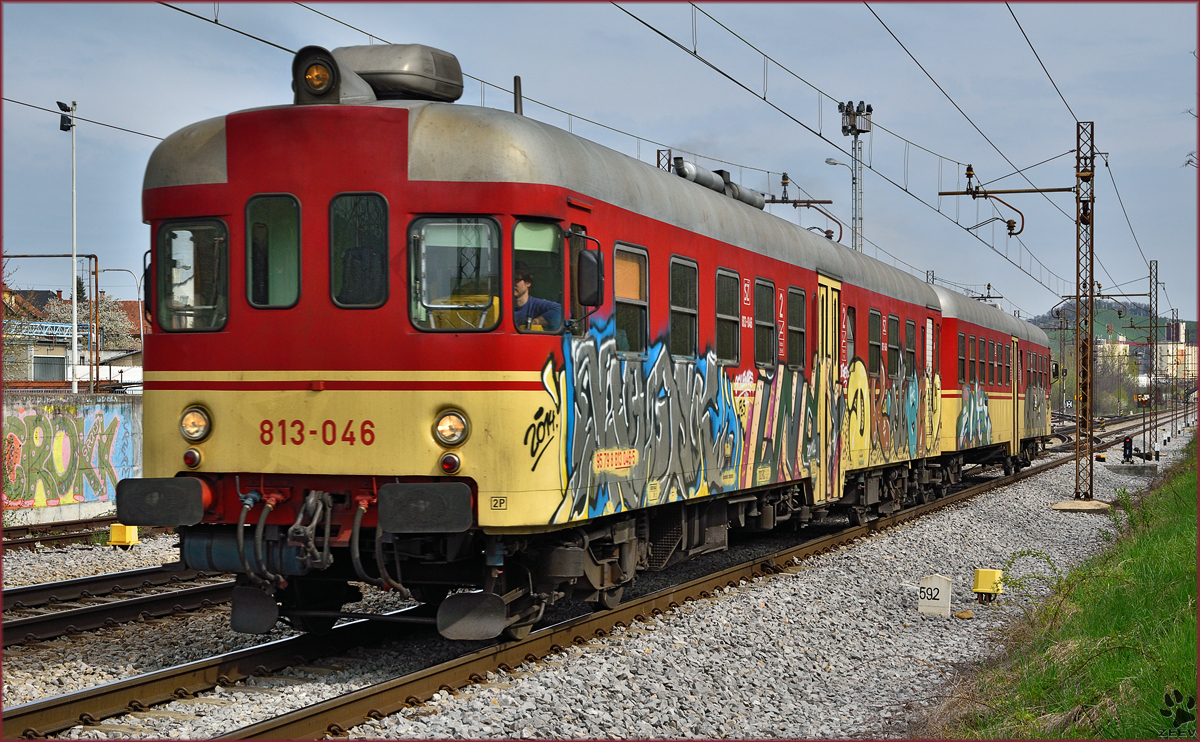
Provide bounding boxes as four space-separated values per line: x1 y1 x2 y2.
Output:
2 426 1191 739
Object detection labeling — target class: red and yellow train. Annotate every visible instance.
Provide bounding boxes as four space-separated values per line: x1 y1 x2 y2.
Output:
117 43 1052 639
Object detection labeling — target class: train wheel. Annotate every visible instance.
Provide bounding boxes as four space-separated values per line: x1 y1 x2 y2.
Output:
848 508 866 527
503 622 533 641
597 586 625 610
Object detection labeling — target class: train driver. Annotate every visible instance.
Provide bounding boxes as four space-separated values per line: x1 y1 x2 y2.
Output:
513 261 562 331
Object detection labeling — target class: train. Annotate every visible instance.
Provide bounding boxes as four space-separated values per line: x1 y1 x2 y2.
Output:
116 42 1052 641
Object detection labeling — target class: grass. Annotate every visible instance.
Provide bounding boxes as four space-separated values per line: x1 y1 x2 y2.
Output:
923 435 1198 739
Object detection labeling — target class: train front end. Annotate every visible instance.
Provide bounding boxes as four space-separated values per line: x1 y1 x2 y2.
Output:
116 44 604 640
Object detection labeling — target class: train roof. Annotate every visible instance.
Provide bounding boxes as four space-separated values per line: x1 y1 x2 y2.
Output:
931 285 1049 345
144 98 1048 347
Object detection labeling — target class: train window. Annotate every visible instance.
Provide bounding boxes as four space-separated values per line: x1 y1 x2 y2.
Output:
958 333 966 384
409 217 500 331
614 246 648 354
787 288 806 371
924 319 932 375
905 319 916 378
754 280 775 367
246 195 300 309
1026 351 1031 388
844 306 855 368
513 221 564 333
156 219 228 332
887 314 900 379
669 258 698 357
969 335 976 383
715 270 740 364
988 341 996 385
977 337 985 387
331 194 387 308
868 310 882 377
1005 344 1012 386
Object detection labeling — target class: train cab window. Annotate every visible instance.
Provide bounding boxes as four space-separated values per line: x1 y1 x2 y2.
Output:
246 195 300 308
868 310 882 377
968 335 976 383
844 306 855 369
331 193 387 308
716 270 740 364
905 319 916 378
614 245 648 354
787 288 806 370
958 333 966 384
669 258 698 357
409 217 500 331
753 280 776 367
887 314 900 379
156 220 228 332
513 221 564 333
988 340 996 385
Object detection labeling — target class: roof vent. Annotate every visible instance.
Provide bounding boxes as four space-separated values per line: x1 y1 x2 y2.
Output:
332 44 463 102
673 157 765 209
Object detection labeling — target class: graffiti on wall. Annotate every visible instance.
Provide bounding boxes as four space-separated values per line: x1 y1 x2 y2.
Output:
1023 385 1048 436
2 398 137 510
539 318 946 524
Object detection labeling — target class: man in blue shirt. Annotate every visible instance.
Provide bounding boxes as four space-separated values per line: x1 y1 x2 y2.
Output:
513 261 562 330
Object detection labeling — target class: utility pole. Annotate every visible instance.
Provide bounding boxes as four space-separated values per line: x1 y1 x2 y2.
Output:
941 123 1089 498
1149 260 1158 459
1071 122 1096 497
1171 308 1179 435
57 100 78 393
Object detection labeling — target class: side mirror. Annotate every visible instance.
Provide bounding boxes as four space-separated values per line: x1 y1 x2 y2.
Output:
576 249 604 308
1051 360 1060 379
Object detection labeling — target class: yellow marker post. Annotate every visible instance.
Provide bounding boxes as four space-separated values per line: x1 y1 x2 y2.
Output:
972 568 1003 604
109 523 140 548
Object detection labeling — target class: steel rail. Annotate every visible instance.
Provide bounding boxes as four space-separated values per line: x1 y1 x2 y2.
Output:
3 581 235 648
2 612 421 738
8 410 1184 739
4 566 211 610
220 419 1182 740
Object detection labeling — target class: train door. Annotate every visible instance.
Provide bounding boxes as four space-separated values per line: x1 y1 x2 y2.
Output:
815 275 844 504
1010 337 1020 455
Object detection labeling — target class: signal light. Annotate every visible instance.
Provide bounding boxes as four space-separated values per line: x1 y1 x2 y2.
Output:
440 452 461 474
183 448 202 468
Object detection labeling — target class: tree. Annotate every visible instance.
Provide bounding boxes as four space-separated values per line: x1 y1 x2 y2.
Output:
42 288 138 352
2 260 39 380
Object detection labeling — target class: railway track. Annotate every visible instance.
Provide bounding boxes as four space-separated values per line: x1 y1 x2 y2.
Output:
9 412 1185 739
2 516 171 552
2 567 232 648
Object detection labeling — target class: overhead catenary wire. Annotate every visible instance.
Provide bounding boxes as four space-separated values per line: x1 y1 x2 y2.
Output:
1006 3 1078 123
159 0 1027 310
2 98 163 140
618 2 1069 298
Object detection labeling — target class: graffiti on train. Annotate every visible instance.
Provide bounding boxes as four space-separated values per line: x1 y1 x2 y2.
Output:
539 318 946 524
957 383 993 448
1023 384 1047 435
2 401 136 509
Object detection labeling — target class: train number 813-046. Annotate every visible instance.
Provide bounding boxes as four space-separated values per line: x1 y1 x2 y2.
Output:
259 419 376 446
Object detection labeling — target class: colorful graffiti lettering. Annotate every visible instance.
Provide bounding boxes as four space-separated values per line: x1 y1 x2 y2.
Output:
957 383 993 448
540 318 946 524
2 398 136 510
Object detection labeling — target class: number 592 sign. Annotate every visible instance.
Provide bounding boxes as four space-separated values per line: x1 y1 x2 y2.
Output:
917 574 952 617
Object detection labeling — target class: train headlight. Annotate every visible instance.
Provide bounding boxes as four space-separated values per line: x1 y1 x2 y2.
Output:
304 62 333 94
434 411 468 446
180 407 211 442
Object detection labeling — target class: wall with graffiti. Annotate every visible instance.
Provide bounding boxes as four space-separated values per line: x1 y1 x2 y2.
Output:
537 319 944 525
3 394 142 522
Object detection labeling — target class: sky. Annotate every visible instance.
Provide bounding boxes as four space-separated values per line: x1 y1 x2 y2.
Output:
3 3 1196 323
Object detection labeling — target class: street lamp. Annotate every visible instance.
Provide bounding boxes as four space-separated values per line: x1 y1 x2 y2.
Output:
825 157 857 250
58 100 78 392
101 268 144 350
